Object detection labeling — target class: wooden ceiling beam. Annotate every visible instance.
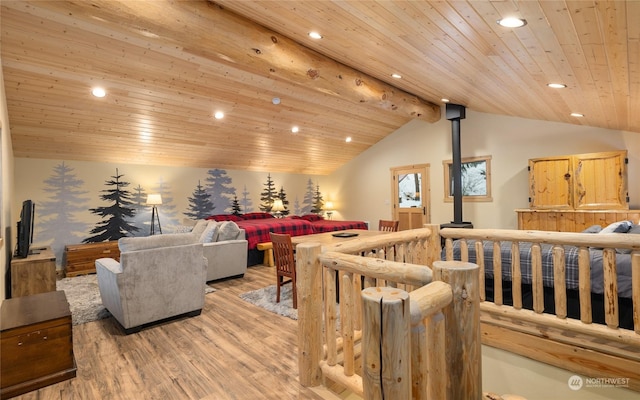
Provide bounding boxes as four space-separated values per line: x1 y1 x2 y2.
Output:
22 0 441 123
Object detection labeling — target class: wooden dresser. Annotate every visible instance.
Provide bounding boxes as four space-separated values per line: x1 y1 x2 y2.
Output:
1 291 76 399
64 241 120 277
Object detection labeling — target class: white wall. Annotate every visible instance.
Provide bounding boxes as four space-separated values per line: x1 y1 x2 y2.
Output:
328 109 638 228
1 59 15 301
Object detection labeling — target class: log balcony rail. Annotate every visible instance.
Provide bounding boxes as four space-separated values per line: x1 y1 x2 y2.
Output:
440 226 640 392
296 228 488 399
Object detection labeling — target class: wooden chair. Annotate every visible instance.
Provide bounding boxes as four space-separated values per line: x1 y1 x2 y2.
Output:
378 219 399 232
270 232 297 309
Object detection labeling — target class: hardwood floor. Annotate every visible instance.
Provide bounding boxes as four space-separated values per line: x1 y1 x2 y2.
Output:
12 265 346 400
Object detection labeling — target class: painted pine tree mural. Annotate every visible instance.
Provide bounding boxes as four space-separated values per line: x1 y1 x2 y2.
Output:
38 162 90 264
84 168 138 243
301 178 315 214
130 184 149 237
150 177 180 232
277 186 290 216
204 169 236 213
293 196 302 215
311 184 324 214
259 173 277 211
184 180 215 220
230 195 242 216
241 185 254 213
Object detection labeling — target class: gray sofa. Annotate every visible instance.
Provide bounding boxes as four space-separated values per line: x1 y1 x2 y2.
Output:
96 233 207 334
190 219 248 282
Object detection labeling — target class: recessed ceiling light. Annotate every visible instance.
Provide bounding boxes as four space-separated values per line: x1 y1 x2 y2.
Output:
291 126 299 133
570 112 584 118
547 83 567 89
441 98 450 103
214 111 224 119
92 87 106 98
391 73 402 79
272 97 281 105
497 17 527 28
308 31 323 39
345 136 352 143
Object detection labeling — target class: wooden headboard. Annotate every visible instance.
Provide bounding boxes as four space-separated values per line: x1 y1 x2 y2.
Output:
516 209 640 232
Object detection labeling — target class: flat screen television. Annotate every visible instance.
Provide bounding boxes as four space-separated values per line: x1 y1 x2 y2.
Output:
15 199 35 258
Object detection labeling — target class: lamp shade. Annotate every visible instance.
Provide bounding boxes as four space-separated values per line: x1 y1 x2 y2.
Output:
146 194 163 205
325 201 334 211
271 199 285 212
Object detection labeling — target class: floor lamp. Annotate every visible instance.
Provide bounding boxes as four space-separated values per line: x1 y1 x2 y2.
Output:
147 194 163 235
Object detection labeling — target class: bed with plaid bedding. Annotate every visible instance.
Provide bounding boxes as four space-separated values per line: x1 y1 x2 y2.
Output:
236 218 315 250
310 219 368 233
447 240 633 298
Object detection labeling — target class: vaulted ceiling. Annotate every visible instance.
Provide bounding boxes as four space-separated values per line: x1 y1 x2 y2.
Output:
2 1 638 175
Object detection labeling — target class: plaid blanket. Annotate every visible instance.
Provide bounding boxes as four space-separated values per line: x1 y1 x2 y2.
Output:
446 240 633 297
310 220 368 233
237 218 314 249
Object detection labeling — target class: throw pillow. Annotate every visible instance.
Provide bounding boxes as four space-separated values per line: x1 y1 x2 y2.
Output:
199 221 219 243
217 221 241 241
191 219 209 238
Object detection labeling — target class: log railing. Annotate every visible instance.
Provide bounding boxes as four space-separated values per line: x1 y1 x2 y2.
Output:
296 228 485 399
439 226 640 392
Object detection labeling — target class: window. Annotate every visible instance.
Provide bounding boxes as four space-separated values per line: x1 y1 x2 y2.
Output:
443 155 492 202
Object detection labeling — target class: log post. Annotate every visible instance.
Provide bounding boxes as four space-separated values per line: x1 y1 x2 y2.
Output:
432 260 481 400
424 224 442 267
297 242 323 386
361 287 411 399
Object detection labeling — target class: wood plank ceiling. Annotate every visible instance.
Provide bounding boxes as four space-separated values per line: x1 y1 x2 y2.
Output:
2 1 638 175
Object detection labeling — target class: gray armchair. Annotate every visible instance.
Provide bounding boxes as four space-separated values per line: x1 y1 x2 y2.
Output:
96 233 207 334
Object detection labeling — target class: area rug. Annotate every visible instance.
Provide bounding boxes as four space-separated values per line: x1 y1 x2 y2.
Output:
239 284 298 320
56 274 215 326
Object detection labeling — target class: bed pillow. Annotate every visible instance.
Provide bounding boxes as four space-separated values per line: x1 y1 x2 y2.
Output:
242 212 274 220
300 214 324 222
615 224 640 254
598 220 633 234
581 225 602 233
206 214 245 222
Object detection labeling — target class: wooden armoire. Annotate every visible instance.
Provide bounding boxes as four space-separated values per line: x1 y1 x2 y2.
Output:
516 150 640 232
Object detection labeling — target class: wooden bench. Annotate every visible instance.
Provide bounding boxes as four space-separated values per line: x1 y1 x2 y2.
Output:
256 242 274 267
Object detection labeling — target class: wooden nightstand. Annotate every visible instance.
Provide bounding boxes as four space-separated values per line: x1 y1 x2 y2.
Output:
1 291 76 399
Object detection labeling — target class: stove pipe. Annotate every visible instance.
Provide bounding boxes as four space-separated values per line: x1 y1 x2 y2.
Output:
446 103 466 225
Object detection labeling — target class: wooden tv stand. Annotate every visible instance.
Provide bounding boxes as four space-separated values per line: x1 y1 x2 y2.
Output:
10 246 56 298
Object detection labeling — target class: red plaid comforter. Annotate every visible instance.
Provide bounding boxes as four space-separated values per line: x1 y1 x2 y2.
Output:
310 220 369 233
237 218 315 249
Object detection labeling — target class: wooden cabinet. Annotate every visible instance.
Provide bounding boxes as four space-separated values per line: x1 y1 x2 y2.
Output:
64 241 120 277
1 291 76 399
528 150 628 210
10 247 56 298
